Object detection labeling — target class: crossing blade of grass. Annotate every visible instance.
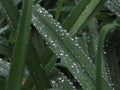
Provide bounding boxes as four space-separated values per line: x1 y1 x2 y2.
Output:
5 0 33 90
96 24 115 90
55 0 64 21
0 0 19 30
62 0 107 36
32 4 112 90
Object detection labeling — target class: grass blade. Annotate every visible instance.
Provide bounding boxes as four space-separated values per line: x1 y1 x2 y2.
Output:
62 0 90 32
32 4 112 90
48 68 76 90
96 24 115 90
5 0 33 90
62 0 107 36
55 0 64 21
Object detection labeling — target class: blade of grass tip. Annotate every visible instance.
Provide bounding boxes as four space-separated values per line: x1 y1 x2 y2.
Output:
55 0 64 21
96 24 115 90
5 0 33 90
0 0 19 30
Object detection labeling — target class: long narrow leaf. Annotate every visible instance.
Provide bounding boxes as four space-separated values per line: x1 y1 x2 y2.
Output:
96 24 115 90
5 0 33 90
32 4 112 90
62 0 107 36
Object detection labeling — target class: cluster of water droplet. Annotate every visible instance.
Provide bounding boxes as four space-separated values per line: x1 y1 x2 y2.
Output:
0 58 10 78
50 69 76 90
32 4 114 89
106 0 120 17
32 5 78 62
104 62 115 90
0 25 9 34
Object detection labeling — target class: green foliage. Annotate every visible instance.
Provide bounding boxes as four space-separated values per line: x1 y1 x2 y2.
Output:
0 0 120 90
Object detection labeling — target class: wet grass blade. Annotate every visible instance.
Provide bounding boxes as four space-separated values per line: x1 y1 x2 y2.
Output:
96 24 115 90
106 0 120 17
62 0 107 36
5 0 33 90
48 68 76 90
32 4 112 90
32 5 96 90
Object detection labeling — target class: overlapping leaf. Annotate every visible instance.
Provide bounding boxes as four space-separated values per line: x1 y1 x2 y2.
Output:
32 4 112 90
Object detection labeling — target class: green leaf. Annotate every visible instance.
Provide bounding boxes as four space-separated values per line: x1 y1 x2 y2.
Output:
55 0 64 21
96 24 115 90
32 4 112 90
62 0 107 36
5 0 33 90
